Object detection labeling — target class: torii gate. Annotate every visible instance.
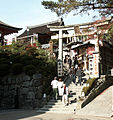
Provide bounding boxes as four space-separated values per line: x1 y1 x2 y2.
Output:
47 17 112 78
47 25 74 76
47 21 101 77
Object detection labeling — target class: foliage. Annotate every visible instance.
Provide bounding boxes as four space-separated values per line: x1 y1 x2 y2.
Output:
25 46 37 56
51 39 59 45
0 64 10 76
37 48 48 57
82 78 96 96
23 65 36 76
86 78 96 86
0 41 57 96
105 24 113 41
42 0 113 17
0 58 9 64
11 63 23 75
11 41 26 54
82 86 89 96
19 55 33 65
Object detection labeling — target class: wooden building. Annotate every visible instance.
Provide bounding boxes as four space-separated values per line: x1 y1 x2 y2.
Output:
70 17 113 78
17 20 63 48
48 17 113 78
0 20 22 45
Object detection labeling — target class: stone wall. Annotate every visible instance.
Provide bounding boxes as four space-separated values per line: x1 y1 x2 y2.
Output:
0 73 45 110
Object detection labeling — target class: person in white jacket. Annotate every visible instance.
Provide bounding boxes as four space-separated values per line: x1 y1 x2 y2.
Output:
51 77 58 100
62 84 69 106
57 78 64 100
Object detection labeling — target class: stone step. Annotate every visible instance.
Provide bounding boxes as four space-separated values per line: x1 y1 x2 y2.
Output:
69 90 82 92
69 88 82 90
40 106 76 112
42 104 72 109
70 90 82 93
37 109 74 114
69 87 83 89
44 102 77 107
41 107 74 111
36 78 84 114
49 100 61 102
44 101 77 107
69 85 83 87
44 104 65 108
47 102 63 105
69 90 83 92
69 88 83 91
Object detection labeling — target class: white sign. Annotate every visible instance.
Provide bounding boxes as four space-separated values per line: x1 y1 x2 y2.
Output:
93 53 99 78
57 60 63 76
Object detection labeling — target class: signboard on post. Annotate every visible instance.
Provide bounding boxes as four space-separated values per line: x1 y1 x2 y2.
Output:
57 59 63 77
93 52 99 78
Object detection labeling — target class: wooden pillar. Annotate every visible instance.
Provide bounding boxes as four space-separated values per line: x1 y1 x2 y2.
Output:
31 37 33 46
14 35 17 42
49 40 53 55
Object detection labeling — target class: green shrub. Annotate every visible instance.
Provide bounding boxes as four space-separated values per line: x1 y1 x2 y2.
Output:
11 63 23 75
20 55 33 65
0 64 10 76
86 78 96 86
82 86 89 96
82 78 96 96
10 54 21 63
31 59 39 66
0 58 9 64
25 46 37 56
23 65 36 76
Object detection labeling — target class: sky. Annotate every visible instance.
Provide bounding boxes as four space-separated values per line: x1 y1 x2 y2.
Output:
0 0 100 40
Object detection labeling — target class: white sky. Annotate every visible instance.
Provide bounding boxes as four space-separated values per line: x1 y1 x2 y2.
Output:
0 0 100 41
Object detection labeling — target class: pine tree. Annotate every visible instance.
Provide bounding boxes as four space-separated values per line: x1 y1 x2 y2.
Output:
42 0 113 17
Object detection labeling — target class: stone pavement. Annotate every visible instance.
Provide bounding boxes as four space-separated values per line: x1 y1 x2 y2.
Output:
76 86 113 117
0 110 111 120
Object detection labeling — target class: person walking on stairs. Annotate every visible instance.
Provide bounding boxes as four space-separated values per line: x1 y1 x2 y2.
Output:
69 65 76 84
62 84 69 106
57 78 64 100
76 67 82 86
51 77 58 100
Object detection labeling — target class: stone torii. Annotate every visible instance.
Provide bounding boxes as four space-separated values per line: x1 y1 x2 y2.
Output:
47 20 74 76
47 19 108 77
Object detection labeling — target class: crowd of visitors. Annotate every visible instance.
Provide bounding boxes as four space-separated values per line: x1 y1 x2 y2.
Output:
67 55 84 86
51 77 69 106
50 55 85 106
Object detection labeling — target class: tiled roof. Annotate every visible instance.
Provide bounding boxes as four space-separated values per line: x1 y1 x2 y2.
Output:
0 20 22 35
0 20 22 30
18 20 61 38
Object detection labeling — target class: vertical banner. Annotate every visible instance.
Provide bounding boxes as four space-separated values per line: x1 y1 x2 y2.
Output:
57 59 63 77
93 53 99 78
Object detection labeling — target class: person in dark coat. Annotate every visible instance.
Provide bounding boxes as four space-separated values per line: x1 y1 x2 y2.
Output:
73 56 78 73
76 67 82 85
69 65 76 84
68 56 72 69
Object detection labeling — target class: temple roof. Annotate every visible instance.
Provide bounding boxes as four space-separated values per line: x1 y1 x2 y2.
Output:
0 20 22 35
18 20 61 38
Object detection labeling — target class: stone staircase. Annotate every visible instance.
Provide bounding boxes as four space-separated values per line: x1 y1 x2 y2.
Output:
37 77 84 114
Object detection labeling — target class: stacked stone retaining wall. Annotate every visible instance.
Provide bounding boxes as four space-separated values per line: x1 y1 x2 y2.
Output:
0 73 45 110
